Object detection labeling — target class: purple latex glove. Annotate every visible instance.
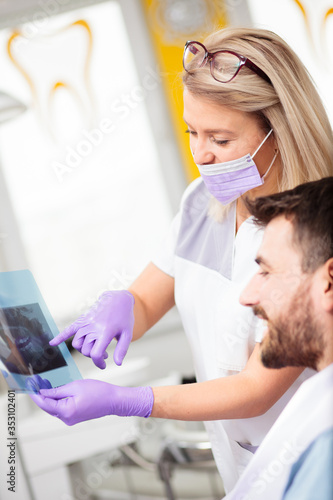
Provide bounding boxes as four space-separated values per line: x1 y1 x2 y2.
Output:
50 291 135 369
30 379 154 426
25 374 52 393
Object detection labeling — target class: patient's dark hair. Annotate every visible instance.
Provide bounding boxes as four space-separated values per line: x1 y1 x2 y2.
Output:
246 177 333 272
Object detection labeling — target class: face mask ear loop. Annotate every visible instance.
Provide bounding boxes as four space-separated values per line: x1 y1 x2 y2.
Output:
262 149 278 180
252 129 273 159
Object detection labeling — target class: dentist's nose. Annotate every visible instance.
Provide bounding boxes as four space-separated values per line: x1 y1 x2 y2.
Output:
191 139 215 165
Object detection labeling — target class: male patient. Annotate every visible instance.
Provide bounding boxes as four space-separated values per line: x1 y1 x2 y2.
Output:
225 177 333 500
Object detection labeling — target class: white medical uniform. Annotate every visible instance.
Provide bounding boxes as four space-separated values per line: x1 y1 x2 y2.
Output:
224 363 333 500
153 178 313 493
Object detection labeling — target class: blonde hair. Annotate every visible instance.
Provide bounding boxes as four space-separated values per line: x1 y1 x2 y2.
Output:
183 27 333 216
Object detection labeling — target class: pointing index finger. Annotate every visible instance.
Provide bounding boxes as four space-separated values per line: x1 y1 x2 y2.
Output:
49 323 78 346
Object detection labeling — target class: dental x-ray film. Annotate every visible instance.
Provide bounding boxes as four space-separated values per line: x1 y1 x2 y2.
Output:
0 270 82 392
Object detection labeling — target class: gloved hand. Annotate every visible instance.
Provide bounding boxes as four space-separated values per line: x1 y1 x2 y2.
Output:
25 374 52 393
50 291 135 369
30 379 154 426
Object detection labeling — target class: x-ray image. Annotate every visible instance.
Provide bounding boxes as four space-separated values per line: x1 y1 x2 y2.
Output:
0 270 81 392
0 303 67 375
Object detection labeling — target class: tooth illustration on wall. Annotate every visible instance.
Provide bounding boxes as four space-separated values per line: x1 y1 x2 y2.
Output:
7 19 95 142
291 0 333 67
322 7 333 62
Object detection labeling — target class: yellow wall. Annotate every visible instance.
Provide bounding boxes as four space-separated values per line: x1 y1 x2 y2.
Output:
140 0 228 183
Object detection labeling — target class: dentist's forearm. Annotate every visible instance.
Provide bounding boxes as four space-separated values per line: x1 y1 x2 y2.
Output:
150 347 303 421
150 378 262 421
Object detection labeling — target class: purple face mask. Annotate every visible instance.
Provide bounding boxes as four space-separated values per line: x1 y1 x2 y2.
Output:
196 129 277 205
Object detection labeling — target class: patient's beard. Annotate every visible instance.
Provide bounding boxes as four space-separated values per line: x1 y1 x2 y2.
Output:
256 284 325 371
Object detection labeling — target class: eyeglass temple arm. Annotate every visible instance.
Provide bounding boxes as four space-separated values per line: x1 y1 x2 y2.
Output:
244 59 271 84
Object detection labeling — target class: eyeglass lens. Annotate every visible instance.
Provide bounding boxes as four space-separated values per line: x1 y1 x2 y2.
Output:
183 42 206 70
212 52 241 82
184 42 242 83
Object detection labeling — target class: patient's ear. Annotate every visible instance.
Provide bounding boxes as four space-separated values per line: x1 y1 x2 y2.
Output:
322 258 333 312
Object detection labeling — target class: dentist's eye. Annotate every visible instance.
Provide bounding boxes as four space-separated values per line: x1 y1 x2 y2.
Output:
212 138 229 146
185 129 197 136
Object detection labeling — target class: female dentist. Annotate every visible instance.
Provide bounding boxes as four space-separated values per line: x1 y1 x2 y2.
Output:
31 27 333 493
